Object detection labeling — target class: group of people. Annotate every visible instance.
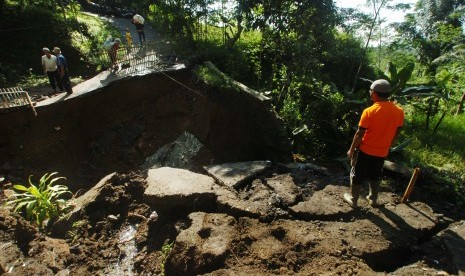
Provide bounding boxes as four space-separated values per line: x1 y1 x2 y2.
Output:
105 13 146 71
41 47 73 95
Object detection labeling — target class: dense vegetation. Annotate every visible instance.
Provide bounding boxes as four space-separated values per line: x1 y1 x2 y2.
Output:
1 0 464 205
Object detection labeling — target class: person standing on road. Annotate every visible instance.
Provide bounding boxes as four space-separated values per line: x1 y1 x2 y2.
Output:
108 38 121 71
344 79 404 208
53 47 73 94
125 28 133 53
41 47 63 95
131 14 146 46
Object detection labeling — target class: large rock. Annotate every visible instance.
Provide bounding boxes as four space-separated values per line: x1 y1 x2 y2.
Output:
265 174 302 205
290 185 353 220
144 167 216 214
204 161 271 189
52 173 116 236
166 212 237 275
214 179 288 221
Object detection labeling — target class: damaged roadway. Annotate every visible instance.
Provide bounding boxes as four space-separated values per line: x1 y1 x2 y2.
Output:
0 63 464 275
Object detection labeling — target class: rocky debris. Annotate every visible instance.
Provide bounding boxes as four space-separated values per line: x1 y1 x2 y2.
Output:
52 173 116 236
204 161 271 189
141 131 204 170
409 221 465 276
290 185 353 220
167 212 237 275
265 174 302 206
144 167 216 214
6 161 458 275
277 162 332 176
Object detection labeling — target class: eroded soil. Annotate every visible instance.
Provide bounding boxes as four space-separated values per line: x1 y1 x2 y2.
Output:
1 165 464 275
1 68 464 275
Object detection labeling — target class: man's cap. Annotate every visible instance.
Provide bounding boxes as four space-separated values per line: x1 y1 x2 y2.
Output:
52 47 61 54
370 79 390 94
114 38 121 43
42 47 50 52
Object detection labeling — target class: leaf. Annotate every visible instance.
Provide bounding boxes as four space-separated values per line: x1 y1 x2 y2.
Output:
13 184 29 192
402 86 436 94
388 62 398 84
28 186 41 198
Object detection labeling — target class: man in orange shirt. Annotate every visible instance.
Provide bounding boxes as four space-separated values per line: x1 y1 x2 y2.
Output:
344 79 404 208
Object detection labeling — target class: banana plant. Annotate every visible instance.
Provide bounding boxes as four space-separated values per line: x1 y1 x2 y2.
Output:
6 172 72 231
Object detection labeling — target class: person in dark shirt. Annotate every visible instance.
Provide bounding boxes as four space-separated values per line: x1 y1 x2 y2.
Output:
53 47 73 94
131 14 146 46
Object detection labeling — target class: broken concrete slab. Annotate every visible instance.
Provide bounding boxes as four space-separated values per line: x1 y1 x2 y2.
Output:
214 184 266 219
144 167 216 213
204 161 271 189
265 174 302 206
290 185 353 220
52 173 116 236
167 212 237 275
277 162 332 176
214 179 288 221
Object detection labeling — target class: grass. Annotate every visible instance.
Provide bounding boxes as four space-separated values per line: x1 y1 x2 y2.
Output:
402 112 465 205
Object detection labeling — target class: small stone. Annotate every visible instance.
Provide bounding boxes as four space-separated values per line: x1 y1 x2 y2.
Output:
149 211 159 222
108 215 118 221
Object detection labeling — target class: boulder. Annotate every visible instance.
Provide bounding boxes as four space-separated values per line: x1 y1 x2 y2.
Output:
204 161 271 189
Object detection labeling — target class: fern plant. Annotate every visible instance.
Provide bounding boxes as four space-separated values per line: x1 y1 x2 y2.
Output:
6 172 72 230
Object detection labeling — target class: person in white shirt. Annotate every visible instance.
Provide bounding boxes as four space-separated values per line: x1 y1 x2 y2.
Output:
41 47 63 94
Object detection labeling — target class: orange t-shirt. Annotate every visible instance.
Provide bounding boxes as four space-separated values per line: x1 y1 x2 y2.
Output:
358 101 404 157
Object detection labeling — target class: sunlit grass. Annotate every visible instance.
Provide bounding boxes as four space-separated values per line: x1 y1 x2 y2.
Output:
402 113 465 204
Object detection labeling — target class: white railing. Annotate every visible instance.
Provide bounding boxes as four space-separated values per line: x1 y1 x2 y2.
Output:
0 87 37 116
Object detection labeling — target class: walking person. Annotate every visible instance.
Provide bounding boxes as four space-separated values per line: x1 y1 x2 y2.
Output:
53 47 73 94
41 47 63 95
131 14 146 46
344 79 405 208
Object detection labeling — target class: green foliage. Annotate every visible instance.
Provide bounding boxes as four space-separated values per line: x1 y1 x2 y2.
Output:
403 113 465 206
195 62 240 91
159 241 174 275
6 172 72 230
0 1 120 86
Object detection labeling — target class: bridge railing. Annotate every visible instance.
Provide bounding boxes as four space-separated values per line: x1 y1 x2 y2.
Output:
94 40 190 74
0 87 37 116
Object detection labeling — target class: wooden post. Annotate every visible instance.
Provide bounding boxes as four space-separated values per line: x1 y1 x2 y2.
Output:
401 168 421 203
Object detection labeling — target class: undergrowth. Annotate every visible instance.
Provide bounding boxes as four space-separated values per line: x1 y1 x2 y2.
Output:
403 113 465 206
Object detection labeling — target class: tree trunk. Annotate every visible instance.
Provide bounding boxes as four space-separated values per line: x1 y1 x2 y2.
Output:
455 92 465 115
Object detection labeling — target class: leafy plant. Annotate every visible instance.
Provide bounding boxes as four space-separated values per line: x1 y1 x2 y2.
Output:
159 241 174 275
6 172 72 230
